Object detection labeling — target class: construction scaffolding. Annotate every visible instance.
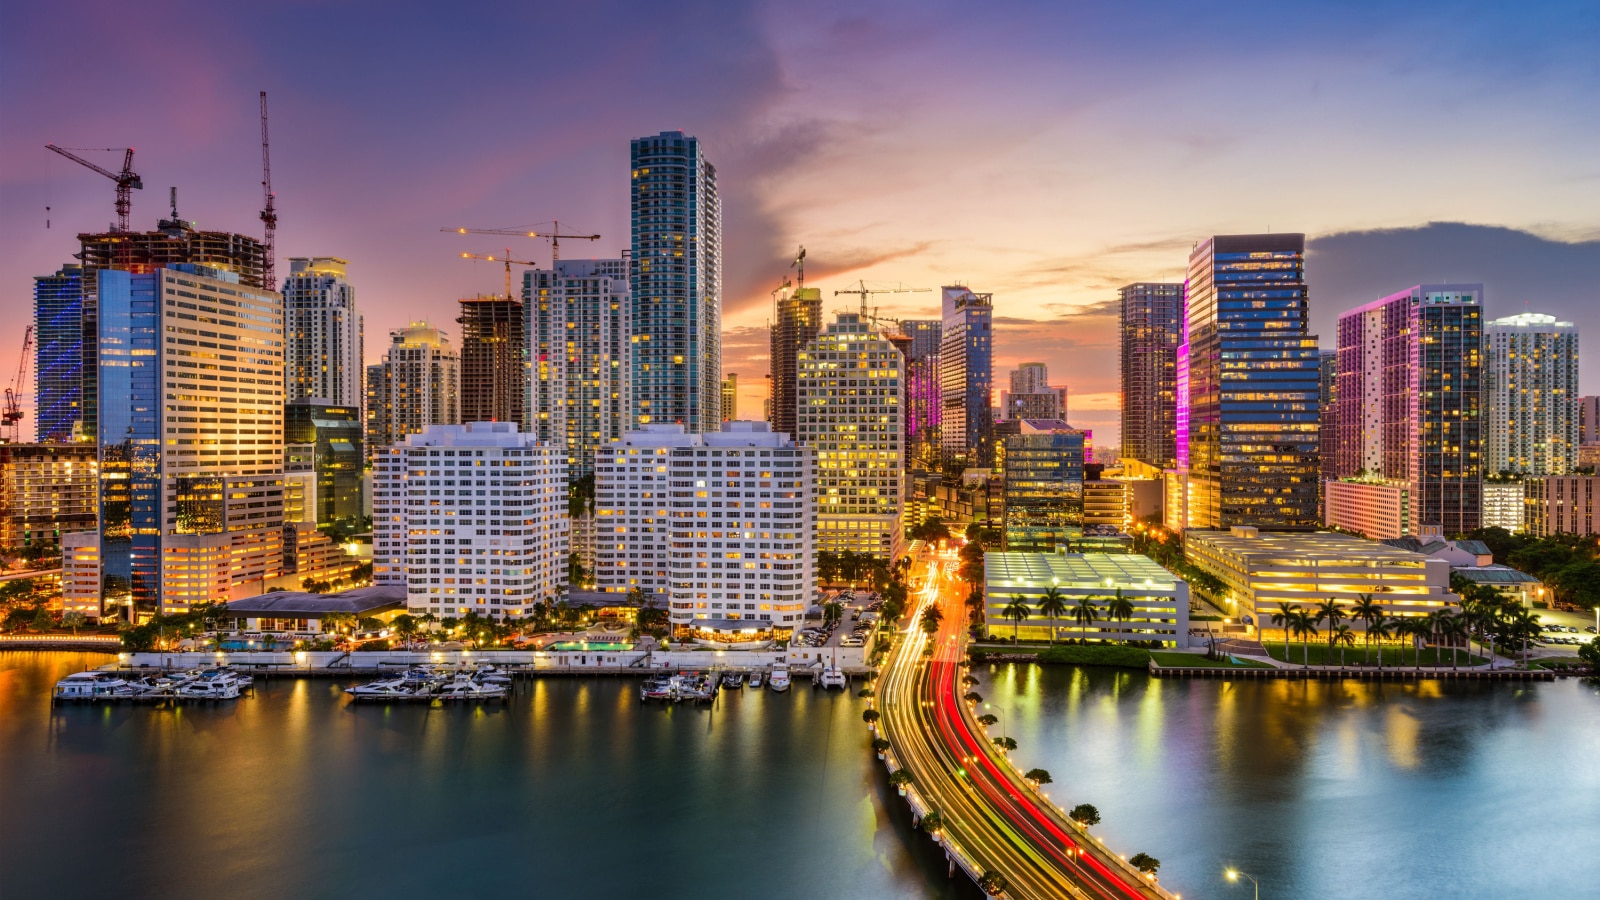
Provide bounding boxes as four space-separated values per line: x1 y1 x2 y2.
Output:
457 297 526 427
77 218 269 289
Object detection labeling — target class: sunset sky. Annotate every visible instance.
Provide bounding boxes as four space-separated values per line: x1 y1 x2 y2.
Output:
2 1 1596 447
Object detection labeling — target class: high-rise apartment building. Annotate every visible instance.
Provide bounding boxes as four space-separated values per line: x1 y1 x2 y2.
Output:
96 263 285 615
939 286 994 471
457 297 526 428
1485 313 1577 476
282 257 363 407
1580 396 1600 446
796 312 905 560
1181 235 1320 530
0 444 97 547
284 401 364 530
1118 282 1183 468
1318 348 1339 491
630 130 722 433
33 265 92 442
1332 284 1484 535
366 322 459 449
1001 422 1084 551
902 319 942 469
769 286 823 437
1001 362 1067 421
593 423 815 631
372 422 567 619
525 258 632 482
722 373 738 421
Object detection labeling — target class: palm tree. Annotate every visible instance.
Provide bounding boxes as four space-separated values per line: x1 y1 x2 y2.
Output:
1105 588 1135 643
1368 615 1392 670
1289 609 1319 667
1003 596 1032 643
1349 594 1382 665
1071 595 1099 642
1036 587 1068 646
1270 602 1302 662
1329 624 1355 668
1387 616 1416 668
1435 611 1467 669
920 602 944 638
1316 598 1345 657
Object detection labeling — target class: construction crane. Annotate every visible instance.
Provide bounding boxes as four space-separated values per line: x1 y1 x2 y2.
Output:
458 251 538 301
44 145 142 231
441 222 600 263
832 280 932 319
259 91 278 287
3 326 34 443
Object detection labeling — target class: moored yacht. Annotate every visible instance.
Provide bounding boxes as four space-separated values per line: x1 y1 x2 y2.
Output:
722 672 744 690
748 671 764 689
768 663 791 693
52 671 131 700
175 669 243 700
818 665 847 690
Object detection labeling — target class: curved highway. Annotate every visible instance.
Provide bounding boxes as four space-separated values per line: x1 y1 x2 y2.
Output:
877 555 1174 900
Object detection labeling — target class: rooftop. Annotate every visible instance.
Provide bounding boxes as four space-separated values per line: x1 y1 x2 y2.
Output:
1187 528 1440 564
1452 565 1541 585
986 551 1178 591
223 585 405 617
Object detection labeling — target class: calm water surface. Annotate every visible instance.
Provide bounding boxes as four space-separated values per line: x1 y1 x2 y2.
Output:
5 654 1598 900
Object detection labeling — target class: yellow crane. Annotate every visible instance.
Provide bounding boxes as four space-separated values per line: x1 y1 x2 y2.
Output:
441 222 600 262
457 251 538 301
832 280 932 323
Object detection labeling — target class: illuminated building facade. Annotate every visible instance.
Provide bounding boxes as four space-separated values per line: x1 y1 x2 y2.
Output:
366 322 459 449
1481 480 1525 532
0 443 97 548
721 373 738 422
1182 235 1320 530
1118 282 1183 468
1000 422 1084 551
282 257 363 407
33 265 93 442
458 297 526 428
630 130 722 433
796 312 905 560
939 286 994 470
1485 313 1577 476
769 286 823 438
1524 476 1600 538
984 550 1188 646
902 319 942 469
284 401 364 530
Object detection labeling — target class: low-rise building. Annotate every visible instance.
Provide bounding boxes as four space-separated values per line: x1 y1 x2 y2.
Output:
1323 478 1411 539
1450 565 1544 608
61 531 100 618
1523 475 1600 537
1082 479 1125 529
983 549 1189 646
1184 527 1458 638
1481 481 1525 533
220 585 406 634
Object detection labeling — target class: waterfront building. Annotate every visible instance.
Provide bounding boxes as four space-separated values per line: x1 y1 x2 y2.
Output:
1332 284 1484 535
1000 421 1084 551
1184 527 1458 637
525 258 632 482
630 130 722 433
366 322 459 450
769 286 823 438
983 549 1189 646
1481 480 1525 533
219 585 405 634
95 263 285 615
1181 235 1321 530
60 531 100 617
284 400 364 530
1118 282 1183 468
721 373 738 422
0 443 97 548
901 319 942 470
458 296 526 428
939 286 994 470
371 422 567 619
282 257 363 407
1450 564 1544 607
1322 477 1411 540
33 265 92 442
1523 475 1600 538
593 425 695 598
1485 313 1578 476
796 312 905 560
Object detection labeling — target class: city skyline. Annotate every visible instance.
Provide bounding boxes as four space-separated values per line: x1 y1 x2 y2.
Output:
2 2 1597 448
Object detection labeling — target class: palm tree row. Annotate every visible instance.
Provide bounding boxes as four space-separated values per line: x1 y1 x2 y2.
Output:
999 587 1140 644
1268 591 1529 670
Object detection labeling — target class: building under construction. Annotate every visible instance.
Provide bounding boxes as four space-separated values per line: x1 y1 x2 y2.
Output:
457 297 526 427
768 286 822 439
77 214 268 289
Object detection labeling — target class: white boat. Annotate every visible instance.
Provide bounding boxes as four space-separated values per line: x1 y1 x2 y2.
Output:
640 677 673 701
748 671 765 689
819 665 847 690
722 672 744 690
176 669 243 700
437 679 507 701
53 671 130 700
768 663 791 693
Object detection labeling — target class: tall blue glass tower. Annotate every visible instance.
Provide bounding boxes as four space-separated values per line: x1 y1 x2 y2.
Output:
32 265 92 443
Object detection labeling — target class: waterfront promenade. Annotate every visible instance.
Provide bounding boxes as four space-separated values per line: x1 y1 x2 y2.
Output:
877 558 1172 900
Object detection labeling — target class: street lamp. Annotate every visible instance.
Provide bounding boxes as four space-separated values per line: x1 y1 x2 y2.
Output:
1225 869 1259 900
984 702 1010 741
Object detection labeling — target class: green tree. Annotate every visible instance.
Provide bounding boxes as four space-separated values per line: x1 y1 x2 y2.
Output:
920 602 944 638
1329 624 1355 668
62 611 86 636
1069 803 1100 827
1071 596 1098 641
993 735 1018 752
1270 602 1302 660
1289 608 1318 667
1024 768 1052 785
823 600 843 627
1578 633 1600 669
1105 588 1135 641
1316 598 1345 655
391 614 419 642
1129 853 1161 875
1349 594 1383 664
816 551 840 585
1036 587 1069 645
30 606 53 632
1003 596 1031 642
978 870 1007 896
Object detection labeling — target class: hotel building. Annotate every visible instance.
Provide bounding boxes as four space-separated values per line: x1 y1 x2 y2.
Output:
1000 422 1084 550
366 322 460 450
901 319 942 470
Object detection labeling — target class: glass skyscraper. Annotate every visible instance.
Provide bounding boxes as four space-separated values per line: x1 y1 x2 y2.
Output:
33 265 92 443
1002 423 1085 551
1181 234 1320 530
285 401 364 530
1118 282 1183 468
939 287 994 471
630 131 722 433
901 319 942 470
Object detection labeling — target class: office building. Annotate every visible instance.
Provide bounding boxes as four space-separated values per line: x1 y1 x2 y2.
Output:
1181 235 1320 530
525 258 632 482
1485 313 1578 476
366 322 459 449
1524 476 1600 538
0 443 97 547
458 296 526 427
796 312 905 560
371 422 567 619
1000 421 1084 551
902 319 942 469
769 286 823 438
1118 283 1183 467
939 286 994 470
284 401 364 530
722 373 738 422
1184 527 1457 637
630 130 722 433
33 265 92 442
61 531 101 618
1333 284 1483 534
282 257 363 407
1322 478 1411 540
96 263 285 615
1481 480 1525 532
1001 362 1067 421
984 550 1188 646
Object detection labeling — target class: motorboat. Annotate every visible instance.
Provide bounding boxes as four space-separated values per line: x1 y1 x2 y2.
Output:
748 671 765 689
436 679 507 701
768 663 791 693
53 671 131 700
176 669 243 700
818 665 848 690
640 677 673 701
670 673 716 702
722 672 745 690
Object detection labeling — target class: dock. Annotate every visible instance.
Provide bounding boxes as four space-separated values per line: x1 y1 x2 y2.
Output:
1149 662 1556 681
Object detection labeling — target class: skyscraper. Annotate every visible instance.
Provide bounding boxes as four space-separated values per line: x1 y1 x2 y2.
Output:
457 296 526 427
1118 282 1183 468
1001 362 1067 421
797 312 905 560
1182 235 1320 531
630 130 722 433
33 264 91 442
1332 284 1484 534
283 257 363 407
366 322 460 449
1001 421 1085 551
96 263 285 615
769 286 823 438
902 320 942 469
284 401 364 530
525 258 632 482
1318 348 1338 491
939 286 994 471
1485 312 1578 476
721 373 738 421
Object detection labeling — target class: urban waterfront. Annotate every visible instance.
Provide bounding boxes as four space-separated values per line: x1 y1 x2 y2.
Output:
6 653 1600 900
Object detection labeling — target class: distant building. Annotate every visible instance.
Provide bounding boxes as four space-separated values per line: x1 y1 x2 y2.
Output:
769 286 823 438
32 265 92 442
1485 313 1578 476
1322 478 1411 540
285 401 364 530
0 443 97 548
372 422 567 620
1000 421 1084 551
366 322 460 450
939 286 994 470
282 257 363 407
1579 396 1600 445
1524 475 1600 538
1481 481 1525 533
1118 282 1183 468
721 373 738 422
984 550 1189 646
901 319 942 469
457 297 526 428
60 532 100 618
